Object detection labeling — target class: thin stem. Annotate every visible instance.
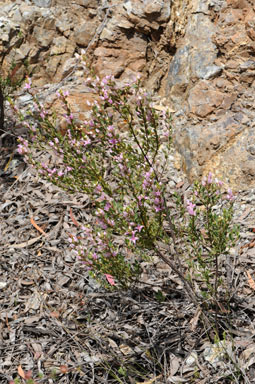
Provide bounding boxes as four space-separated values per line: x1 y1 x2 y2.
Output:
214 252 219 335
154 245 198 304
154 244 213 332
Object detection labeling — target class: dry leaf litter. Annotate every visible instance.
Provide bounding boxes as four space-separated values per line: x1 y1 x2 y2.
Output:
1 109 255 384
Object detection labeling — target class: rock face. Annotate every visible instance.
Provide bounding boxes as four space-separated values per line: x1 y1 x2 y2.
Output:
1 0 255 190
165 0 255 190
0 0 172 86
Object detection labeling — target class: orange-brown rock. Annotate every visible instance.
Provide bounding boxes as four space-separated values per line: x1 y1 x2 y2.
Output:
165 0 255 190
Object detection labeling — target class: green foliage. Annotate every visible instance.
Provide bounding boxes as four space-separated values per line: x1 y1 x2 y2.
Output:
183 176 239 307
0 58 30 98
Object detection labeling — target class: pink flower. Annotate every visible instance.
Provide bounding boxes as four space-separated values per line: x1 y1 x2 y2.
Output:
17 144 27 155
226 188 235 201
107 125 114 133
101 78 108 85
207 172 213 184
40 111 46 119
95 184 103 193
187 200 196 216
98 192 107 202
24 78 32 90
64 114 73 124
136 225 144 232
109 138 118 146
105 274 116 286
104 202 111 211
154 197 161 205
145 170 152 179
130 231 138 244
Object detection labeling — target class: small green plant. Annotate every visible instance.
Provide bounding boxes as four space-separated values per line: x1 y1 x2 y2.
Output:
0 58 30 132
185 177 238 302
179 175 239 332
118 365 127 377
13 52 239 333
0 59 29 98
154 289 166 302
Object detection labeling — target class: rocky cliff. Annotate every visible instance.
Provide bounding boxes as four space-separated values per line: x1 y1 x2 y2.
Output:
1 0 255 190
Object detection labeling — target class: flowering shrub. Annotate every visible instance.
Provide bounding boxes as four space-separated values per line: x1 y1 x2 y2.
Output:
13 54 238 314
14 60 173 288
182 173 238 307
